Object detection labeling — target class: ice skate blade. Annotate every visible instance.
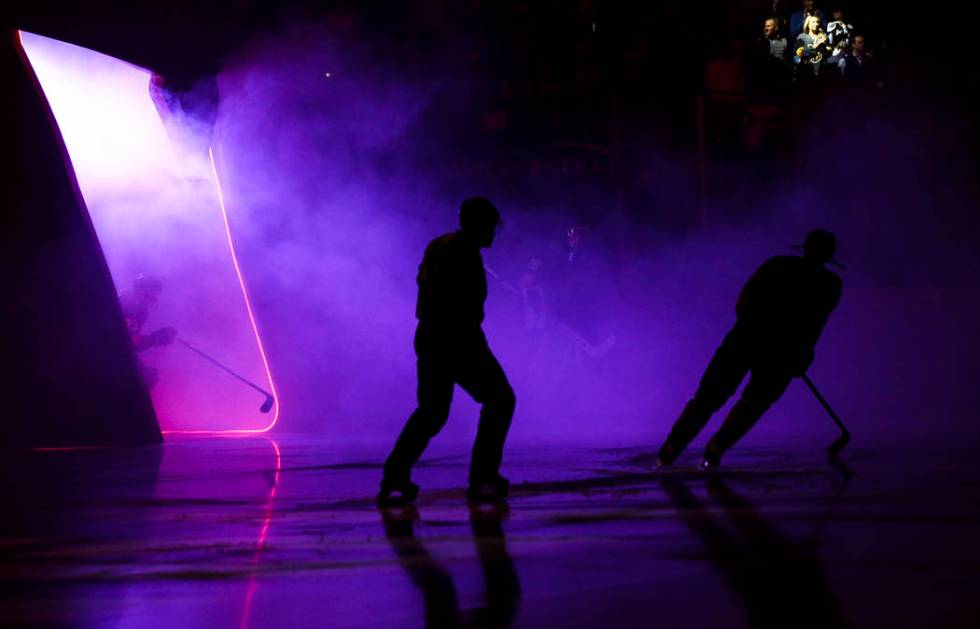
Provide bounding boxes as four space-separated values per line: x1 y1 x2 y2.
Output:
466 486 509 503
698 459 721 473
376 480 420 507
377 491 418 507
466 493 507 504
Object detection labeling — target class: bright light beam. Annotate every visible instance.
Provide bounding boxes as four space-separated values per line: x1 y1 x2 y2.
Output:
20 30 280 434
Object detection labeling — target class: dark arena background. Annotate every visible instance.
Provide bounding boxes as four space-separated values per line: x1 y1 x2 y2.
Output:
3 1 980 627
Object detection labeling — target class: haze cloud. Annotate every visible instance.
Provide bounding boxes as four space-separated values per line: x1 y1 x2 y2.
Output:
31 17 980 451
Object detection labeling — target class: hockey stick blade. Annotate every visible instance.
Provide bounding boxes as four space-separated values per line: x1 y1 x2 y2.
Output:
260 395 274 413
826 432 850 458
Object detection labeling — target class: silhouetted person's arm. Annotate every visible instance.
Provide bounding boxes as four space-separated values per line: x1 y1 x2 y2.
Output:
735 257 782 323
416 233 487 329
119 292 175 352
415 237 445 320
794 272 842 374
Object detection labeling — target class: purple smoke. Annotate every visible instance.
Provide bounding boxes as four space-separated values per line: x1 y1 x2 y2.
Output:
25 16 980 454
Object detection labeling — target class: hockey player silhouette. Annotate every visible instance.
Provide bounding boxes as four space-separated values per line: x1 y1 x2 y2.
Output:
657 229 842 469
380 197 516 504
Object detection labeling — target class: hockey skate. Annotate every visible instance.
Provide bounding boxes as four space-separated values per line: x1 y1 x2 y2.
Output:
377 477 420 506
466 474 511 502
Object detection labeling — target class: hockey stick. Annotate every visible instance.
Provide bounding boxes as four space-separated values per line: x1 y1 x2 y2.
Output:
484 264 616 357
802 374 849 458
178 339 274 412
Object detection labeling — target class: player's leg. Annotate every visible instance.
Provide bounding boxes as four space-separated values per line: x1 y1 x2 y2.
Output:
381 331 455 503
702 366 793 467
657 328 751 466
457 335 516 499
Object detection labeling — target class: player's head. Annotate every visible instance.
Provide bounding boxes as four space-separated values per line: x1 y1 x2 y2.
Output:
459 196 501 248
133 274 163 305
802 229 837 264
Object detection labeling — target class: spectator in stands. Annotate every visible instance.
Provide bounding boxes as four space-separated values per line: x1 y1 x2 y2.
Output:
838 34 882 88
794 14 830 79
825 8 855 64
763 17 791 63
790 1 825 39
749 16 792 103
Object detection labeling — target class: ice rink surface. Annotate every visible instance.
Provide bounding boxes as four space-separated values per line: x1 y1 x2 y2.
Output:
3 436 978 628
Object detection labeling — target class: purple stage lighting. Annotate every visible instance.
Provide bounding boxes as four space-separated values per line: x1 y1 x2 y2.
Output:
19 31 280 434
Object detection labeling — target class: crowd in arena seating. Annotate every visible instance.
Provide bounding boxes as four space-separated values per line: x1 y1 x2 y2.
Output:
758 1 881 92
701 1 886 164
311 1 888 222
707 2 884 105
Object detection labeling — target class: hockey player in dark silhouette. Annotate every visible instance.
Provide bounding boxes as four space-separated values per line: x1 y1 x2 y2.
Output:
119 274 176 388
657 229 842 469
380 197 516 504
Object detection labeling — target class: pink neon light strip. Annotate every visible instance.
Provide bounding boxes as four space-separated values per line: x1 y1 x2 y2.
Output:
163 147 280 434
240 438 281 629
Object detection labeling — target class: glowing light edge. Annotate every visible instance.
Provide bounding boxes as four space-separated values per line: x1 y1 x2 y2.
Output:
163 147 280 434
239 437 281 629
